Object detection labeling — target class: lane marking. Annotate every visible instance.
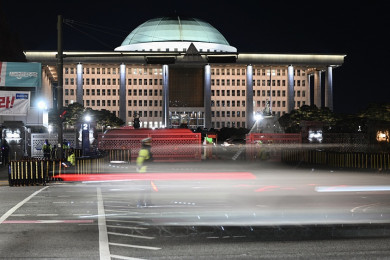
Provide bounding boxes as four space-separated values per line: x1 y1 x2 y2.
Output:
110 254 145 260
316 185 390 192
106 220 145 224
37 214 59 216
109 242 161 250
105 209 130 213
106 225 147 230
350 203 381 213
97 187 110 260
2 220 93 224
0 186 48 224
108 232 155 240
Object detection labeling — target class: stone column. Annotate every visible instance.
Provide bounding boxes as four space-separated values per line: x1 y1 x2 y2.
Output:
119 63 126 122
287 65 295 112
246 64 254 128
76 63 83 104
204 64 211 129
325 66 333 110
162 64 169 128
314 70 322 108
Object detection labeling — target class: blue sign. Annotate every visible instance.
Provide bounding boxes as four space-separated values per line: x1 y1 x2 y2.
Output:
0 62 41 88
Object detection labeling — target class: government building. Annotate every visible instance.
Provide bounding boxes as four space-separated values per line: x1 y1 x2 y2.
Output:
25 16 345 130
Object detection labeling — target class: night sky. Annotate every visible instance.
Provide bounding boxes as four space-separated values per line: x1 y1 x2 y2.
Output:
1 1 390 115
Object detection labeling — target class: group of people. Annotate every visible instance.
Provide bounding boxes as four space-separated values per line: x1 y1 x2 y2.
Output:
42 139 75 166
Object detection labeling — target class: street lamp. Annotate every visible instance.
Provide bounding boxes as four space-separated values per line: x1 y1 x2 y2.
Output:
254 113 263 132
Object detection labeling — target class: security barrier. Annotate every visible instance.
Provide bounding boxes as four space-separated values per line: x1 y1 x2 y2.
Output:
98 128 201 161
8 156 106 186
107 149 131 163
281 149 390 171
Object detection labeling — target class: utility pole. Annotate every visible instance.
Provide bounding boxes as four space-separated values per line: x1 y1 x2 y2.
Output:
57 15 64 159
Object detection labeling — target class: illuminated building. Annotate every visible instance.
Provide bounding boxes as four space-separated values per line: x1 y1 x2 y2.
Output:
25 16 345 129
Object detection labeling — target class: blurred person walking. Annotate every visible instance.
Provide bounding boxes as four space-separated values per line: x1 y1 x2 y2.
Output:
136 137 153 207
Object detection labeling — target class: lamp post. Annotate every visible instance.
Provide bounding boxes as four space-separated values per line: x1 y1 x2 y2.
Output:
254 113 263 133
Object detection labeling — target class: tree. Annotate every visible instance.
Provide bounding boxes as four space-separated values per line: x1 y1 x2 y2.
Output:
48 103 124 131
358 103 390 122
278 105 336 133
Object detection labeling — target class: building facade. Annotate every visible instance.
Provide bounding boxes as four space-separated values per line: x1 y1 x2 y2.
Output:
25 16 345 130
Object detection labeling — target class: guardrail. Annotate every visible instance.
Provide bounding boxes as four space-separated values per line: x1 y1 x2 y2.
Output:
8 156 106 186
281 149 390 171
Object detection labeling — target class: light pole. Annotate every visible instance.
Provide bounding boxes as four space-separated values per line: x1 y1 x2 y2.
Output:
254 113 263 133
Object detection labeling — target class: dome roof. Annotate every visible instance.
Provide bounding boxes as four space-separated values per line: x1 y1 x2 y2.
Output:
115 16 236 52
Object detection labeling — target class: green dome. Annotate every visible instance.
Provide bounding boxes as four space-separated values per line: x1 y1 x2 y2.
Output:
120 16 230 46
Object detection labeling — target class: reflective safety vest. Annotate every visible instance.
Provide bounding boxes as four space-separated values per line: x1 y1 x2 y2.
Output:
67 153 75 166
136 148 150 173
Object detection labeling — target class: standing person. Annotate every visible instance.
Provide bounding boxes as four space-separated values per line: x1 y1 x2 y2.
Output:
136 137 153 207
51 145 58 160
67 148 76 167
42 139 51 160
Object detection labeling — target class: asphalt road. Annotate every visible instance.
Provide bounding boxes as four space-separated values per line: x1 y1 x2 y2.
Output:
1 158 390 259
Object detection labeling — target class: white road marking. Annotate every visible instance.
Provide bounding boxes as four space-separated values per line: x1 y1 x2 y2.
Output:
97 187 110 260
350 203 381 213
316 185 390 192
106 219 145 224
106 225 147 230
109 242 161 250
105 209 130 213
0 186 48 224
37 214 59 216
110 254 146 260
108 231 155 240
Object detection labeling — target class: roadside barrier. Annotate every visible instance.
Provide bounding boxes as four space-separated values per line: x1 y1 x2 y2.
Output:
8 156 106 186
281 150 390 171
9 159 50 186
107 149 131 163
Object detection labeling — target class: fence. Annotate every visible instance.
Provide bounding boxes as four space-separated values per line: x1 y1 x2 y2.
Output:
98 128 202 161
281 149 390 171
8 155 105 186
246 133 302 160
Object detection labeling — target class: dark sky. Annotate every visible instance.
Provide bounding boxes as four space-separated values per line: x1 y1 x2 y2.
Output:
2 0 390 115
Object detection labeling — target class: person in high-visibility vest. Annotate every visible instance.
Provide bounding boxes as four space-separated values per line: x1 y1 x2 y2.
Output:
67 149 76 166
136 137 152 173
136 137 153 207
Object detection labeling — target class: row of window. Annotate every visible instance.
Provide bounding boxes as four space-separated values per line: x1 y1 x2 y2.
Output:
64 67 163 75
65 89 119 96
211 68 306 77
211 79 306 87
65 88 306 99
128 100 162 107
212 111 246 117
65 98 306 112
212 121 246 129
65 67 306 78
